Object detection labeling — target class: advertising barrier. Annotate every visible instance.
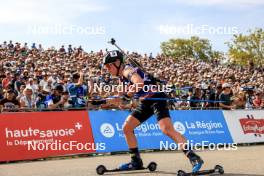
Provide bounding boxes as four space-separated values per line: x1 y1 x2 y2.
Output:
2 109 263 162
88 110 233 153
89 110 172 152
170 110 233 145
223 110 264 143
0 111 95 162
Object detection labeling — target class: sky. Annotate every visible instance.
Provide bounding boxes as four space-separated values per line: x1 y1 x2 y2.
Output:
0 0 264 55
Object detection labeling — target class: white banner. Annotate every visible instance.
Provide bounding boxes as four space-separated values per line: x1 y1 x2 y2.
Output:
223 110 264 143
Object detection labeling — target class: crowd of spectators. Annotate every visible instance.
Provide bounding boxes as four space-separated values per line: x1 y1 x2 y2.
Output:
0 40 263 112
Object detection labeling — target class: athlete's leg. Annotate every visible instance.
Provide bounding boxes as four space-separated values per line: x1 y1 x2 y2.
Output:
119 115 143 170
158 117 187 145
123 115 141 149
119 106 152 170
153 92 203 172
159 117 204 172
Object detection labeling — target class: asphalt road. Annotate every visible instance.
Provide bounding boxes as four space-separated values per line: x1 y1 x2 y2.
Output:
0 145 264 176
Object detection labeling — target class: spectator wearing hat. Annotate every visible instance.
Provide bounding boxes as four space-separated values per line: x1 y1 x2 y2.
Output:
219 83 235 110
20 87 37 109
26 78 38 94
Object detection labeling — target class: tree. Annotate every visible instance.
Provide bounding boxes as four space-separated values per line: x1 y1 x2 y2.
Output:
227 28 264 66
160 36 218 61
190 36 212 61
160 38 193 59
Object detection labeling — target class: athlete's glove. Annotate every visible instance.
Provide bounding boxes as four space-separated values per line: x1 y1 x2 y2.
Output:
121 94 132 102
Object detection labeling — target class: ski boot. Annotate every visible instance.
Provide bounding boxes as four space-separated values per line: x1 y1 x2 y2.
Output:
119 158 143 171
190 155 204 172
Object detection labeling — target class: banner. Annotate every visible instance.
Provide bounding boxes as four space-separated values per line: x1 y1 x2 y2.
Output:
170 110 233 145
89 110 233 153
223 110 264 143
0 111 95 162
89 110 172 152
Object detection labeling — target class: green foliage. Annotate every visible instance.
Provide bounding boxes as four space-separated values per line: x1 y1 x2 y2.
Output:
227 28 264 66
160 36 221 61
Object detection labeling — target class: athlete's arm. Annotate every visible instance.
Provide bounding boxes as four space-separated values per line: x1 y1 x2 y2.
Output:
122 67 144 97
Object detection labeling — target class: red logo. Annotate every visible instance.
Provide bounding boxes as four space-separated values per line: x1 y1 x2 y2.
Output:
239 115 264 136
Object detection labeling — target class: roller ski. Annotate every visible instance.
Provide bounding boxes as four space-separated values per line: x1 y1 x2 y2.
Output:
96 160 157 175
177 165 224 176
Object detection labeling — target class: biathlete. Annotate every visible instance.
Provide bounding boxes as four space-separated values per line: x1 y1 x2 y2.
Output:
100 50 204 172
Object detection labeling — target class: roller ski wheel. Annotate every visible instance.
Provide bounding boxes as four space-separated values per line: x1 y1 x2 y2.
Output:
147 162 157 172
214 165 224 174
177 170 186 176
96 165 106 175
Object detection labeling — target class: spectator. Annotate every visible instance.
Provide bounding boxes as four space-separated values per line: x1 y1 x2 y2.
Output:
208 83 222 108
253 91 263 109
36 87 51 109
219 83 235 110
38 44 44 52
20 87 37 109
68 45 73 55
0 40 263 111
39 74 49 90
67 72 87 108
189 87 202 109
244 88 255 109
43 77 55 92
13 73 23 93
2 72 12 90
59 45 66 54
8 40 14 49
2 41 7 49
23 43 28 50
47 85 65 110
0 89 20 112
16 85 26 101
31 43 36 49
232 91 246 109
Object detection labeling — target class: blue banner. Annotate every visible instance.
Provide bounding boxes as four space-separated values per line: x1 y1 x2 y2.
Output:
169 110 233 146
88 110 233 153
